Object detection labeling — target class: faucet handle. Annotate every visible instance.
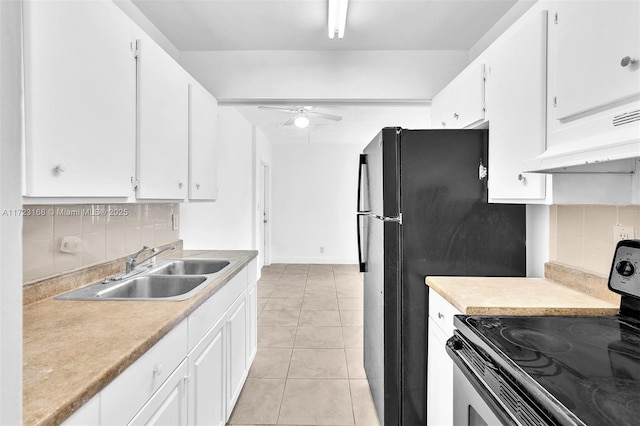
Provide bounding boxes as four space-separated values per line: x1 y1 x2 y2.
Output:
127 245 149 261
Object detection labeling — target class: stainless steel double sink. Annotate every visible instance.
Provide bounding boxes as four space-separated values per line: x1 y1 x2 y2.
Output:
55 258 238 301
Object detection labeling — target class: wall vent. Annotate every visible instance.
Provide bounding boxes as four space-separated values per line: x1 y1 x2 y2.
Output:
613 109 640 127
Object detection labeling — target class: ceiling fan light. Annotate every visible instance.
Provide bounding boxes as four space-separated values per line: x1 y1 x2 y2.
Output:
328 0 349 39
294 115 310 128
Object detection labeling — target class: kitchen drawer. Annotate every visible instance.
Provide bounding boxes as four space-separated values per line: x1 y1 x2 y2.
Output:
100 320 188 425
428 288 462 336
188 266 247 351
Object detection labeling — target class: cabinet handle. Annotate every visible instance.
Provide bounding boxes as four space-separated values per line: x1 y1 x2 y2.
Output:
54 165 66 174
153 365 163 376
437 312 444 319
453 113 459 120
178 182 184 189
441 121 446 128
195 183 200 190
518 173 526 183
621 56 637 67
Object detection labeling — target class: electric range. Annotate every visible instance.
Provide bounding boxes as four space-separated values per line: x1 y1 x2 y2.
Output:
447 239 640 426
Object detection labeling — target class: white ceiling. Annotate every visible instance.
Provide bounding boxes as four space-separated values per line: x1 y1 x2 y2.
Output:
131 0 518 51
129 0 529 144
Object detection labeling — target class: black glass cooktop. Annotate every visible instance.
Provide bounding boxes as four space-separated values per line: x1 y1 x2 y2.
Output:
461 315 640 426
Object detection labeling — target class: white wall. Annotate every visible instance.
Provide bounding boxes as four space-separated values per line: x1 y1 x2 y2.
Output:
0 0 23 423
271 142 364 264
526 204 549 277
180 107 256 250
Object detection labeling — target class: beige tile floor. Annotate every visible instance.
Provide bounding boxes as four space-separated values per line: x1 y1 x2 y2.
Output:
227 264 380 426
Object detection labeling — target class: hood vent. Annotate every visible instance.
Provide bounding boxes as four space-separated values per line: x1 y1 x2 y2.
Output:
613 109 640 127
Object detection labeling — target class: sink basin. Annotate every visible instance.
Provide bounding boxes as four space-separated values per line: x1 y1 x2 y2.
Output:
97 275 207 299
149 259 230 275
55 257 238 301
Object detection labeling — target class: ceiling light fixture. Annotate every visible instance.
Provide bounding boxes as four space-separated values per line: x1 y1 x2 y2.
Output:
328 0 349 39
294 115 310 128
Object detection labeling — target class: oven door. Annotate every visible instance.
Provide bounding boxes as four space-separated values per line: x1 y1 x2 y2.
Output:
452 361 511 426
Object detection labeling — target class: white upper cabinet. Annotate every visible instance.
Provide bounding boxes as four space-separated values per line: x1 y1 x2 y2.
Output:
22 0 136 198
552 2 640 120
485 11 548 202
188 82 219 200
135 33 189 200
431 63 485 129
526 0 640 172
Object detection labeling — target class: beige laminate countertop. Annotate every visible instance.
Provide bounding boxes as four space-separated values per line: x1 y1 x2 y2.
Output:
425 276 619 316
23 249 258 426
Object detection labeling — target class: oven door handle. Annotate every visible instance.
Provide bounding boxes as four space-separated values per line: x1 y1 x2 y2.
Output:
447 335 523 426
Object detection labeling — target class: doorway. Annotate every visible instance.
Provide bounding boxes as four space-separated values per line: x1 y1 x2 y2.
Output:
260 162 270 267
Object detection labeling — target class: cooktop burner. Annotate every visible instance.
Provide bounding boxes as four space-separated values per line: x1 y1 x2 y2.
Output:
463 315 640 426
590 379 640 425
500 326 573 354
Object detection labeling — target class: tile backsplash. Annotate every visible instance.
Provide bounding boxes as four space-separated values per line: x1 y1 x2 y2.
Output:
549 205 640 276
23 203 179 283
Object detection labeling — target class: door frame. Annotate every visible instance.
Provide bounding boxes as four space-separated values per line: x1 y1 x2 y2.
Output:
259 161 270 267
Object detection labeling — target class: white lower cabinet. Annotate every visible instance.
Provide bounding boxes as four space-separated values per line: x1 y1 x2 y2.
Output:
129 360 189 425
426 288 462 426
188 317 226 426
100 321 188 425
64 261 257 426
226 291 248 416
246 281 258 366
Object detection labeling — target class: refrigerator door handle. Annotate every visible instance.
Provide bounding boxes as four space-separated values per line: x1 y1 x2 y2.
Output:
372 213 403 225
357 154 368 214
357 214 365 272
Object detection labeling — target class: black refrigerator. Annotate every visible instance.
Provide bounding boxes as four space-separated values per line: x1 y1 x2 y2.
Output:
356 128 526 426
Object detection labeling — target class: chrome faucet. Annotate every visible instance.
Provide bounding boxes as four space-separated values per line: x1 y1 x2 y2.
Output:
126 245 149 273
132 245 176 270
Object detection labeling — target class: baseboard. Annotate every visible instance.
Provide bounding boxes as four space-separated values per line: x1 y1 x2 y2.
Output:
269 256 357 265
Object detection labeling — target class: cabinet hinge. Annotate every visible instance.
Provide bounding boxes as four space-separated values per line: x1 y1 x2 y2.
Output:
131 176 139 191
553 96 557 108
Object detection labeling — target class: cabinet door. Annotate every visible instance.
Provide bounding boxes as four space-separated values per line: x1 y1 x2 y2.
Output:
246 282 258 365
452 63 485 129
101 321 188 425
552 1 640 120
136 34 188 200
431 84 452 129
226 292 248 416
486 11 547 202
427 318 453 426
23 0 135 197
431 64 485 130
128 360 188 426
189 318 226 426
188 83 218 200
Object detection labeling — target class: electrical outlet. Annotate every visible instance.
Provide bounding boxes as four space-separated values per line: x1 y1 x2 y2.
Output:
320 246 325 254
614 225 635 242
60 236 83 253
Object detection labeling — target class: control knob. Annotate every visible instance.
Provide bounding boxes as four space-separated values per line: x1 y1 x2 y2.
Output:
616 260 636 277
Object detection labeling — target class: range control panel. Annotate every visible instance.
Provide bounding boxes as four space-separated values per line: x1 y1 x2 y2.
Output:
609 239 640 298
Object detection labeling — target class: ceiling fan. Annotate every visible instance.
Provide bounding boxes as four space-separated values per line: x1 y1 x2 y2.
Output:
258 106 342 128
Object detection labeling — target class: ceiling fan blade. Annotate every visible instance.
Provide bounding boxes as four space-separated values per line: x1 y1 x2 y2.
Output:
308 111 342 121
282 116 296 126
258 105 296 113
